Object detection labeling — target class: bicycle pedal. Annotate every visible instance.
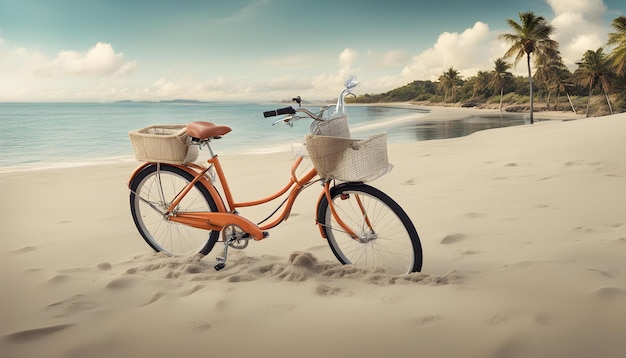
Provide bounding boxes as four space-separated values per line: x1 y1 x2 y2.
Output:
215 256 226 271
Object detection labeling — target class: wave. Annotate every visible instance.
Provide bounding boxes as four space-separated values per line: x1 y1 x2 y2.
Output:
0 155 136 174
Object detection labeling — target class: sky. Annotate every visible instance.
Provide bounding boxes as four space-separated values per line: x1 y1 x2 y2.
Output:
0 0 624 102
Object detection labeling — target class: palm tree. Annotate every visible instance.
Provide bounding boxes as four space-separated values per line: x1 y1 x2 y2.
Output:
571 47 614 117
552 66 577 113
534 53 568 110
472 71 491 99
488 58 513 112
607 15 626 76
499 12 558 124
438 67 462 103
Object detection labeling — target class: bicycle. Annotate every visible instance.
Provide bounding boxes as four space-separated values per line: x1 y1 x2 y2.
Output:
128 76 423 275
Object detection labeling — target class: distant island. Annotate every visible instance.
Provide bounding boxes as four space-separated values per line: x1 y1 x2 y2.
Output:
115 99 207 104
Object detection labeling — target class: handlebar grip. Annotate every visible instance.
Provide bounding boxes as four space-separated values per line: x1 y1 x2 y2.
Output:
263 106 296 118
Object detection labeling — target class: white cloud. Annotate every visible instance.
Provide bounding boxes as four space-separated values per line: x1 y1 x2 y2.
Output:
547 0 608 68
338 48 358 67
379 50 412 67
401 21 495 81
29 42 137 77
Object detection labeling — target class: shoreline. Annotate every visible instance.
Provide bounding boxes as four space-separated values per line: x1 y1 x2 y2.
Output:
0 105 583 174
355 101 585 121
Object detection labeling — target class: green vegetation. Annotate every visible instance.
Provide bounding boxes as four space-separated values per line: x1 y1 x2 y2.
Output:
350 13 626 120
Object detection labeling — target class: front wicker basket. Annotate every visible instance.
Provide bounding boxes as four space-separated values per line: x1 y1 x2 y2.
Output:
311 115 351 139
129 124 198 164
305 133 392 182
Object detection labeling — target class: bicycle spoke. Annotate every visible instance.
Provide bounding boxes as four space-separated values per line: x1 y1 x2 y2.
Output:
320 183 422 274
129 164 220 256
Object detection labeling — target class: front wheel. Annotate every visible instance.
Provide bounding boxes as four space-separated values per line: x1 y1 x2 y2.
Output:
317 183 423 274
129 163 220 256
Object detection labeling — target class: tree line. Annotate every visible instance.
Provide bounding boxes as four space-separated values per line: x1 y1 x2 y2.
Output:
351 12 626 123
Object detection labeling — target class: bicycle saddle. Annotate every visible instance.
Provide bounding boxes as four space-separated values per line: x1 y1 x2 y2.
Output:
186 121 232 140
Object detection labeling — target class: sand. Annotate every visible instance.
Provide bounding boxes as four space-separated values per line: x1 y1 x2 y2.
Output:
1 107 626 358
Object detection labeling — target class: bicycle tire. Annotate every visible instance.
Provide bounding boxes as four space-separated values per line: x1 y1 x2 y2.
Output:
317 182 423 274
129 163 220 256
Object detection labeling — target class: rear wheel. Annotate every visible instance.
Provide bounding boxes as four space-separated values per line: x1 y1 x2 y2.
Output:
317 183 422 274
129 163 220 256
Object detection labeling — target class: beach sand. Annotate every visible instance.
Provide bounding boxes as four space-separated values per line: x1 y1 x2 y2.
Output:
1 107 625 358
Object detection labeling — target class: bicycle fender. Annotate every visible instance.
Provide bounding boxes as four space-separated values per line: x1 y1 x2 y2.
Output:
314 189 328 239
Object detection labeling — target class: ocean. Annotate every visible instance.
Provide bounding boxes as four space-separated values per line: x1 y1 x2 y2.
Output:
0 101 529 173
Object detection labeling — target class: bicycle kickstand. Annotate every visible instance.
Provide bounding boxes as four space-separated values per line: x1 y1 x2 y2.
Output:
214 226 256 271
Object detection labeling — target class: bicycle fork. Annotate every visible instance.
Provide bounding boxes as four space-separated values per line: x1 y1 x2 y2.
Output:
319 182 376 242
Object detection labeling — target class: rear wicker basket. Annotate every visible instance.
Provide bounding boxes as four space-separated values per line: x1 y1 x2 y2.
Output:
305 133 392 182
129 124 198 164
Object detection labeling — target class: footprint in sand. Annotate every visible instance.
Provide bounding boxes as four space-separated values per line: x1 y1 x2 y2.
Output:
46 274 70 284
46 294 100 317
106 275 139 289
2 323 75 343
140 292 166 307
412 315 442 327
227 274 257 283
9 246 37 255
534 311 557 326
572 226 595 234
594 286 626 299
315 284 342 297
587 268 615 279
464 212 483 219
440 233 466 245
97 262 112 271
189 320 212 331
484 312 513 325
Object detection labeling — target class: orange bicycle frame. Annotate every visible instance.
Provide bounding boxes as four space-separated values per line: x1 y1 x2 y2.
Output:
129 154 364 241
144 154 318 240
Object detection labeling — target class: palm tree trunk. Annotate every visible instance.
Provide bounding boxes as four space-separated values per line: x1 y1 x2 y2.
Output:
604 90 613 115
527 53 534 124
566 92 576 113
554 93 558 111
585 84 592 118
499 88 504 112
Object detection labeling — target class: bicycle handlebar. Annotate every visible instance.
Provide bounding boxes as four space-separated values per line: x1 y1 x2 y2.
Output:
263 75 359 124
263 106 296 118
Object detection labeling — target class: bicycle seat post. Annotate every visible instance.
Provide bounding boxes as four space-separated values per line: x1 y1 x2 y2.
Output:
205 140 217 158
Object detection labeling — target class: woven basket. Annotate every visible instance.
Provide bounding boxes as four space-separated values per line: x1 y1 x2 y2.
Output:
305 133 392 182
129 124 198 164
310 116 351 138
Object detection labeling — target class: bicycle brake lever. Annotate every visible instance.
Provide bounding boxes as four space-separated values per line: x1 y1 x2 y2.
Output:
272 115 299 126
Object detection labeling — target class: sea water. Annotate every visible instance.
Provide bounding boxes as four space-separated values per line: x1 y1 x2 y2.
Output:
0 102 529 172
